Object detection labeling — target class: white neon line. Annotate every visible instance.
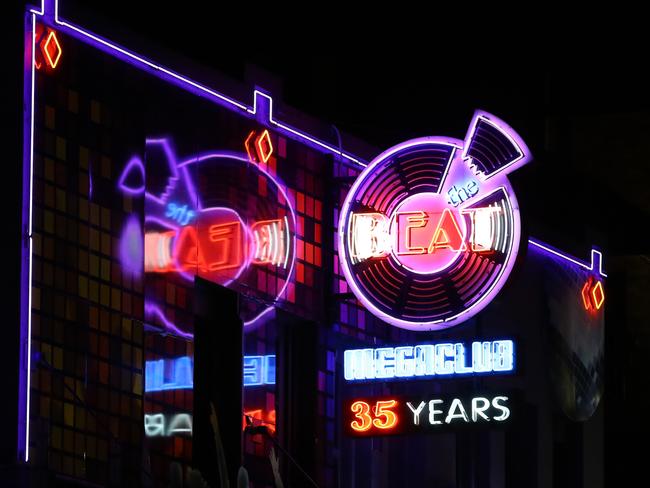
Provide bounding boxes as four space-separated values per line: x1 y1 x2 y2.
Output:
24 13 37 463
528 239 607 278
272 221 279 265
438 146 456 192
283 216 290 269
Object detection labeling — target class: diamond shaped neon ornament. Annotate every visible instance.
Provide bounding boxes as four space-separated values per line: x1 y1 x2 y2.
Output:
581 280 592 310
42 31 62 69
591 280 605 310
256 129 273 163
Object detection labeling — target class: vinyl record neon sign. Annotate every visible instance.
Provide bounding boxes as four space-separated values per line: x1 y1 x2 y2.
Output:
338 111 531 331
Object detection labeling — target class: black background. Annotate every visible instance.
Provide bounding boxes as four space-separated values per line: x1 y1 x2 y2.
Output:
4 2 649 486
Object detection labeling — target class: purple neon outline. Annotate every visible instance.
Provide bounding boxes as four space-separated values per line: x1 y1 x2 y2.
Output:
528 238 607 278
462 110 532 181
172 151 297 329
144 138 179 205
119 215 144 276
144 301 194 339
18 10 38 463
338 133 524 331
117 155 145 195
30 1 365 167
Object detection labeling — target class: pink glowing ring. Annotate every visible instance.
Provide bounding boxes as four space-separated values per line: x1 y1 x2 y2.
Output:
338 111 531 331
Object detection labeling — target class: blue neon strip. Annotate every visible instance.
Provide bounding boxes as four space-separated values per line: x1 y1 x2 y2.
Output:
145 355 276 392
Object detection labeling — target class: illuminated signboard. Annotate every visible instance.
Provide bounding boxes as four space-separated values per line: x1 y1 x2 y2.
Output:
118 138 297 332
344 394 512 436
144 413 193 437
344 340 514 381
145 355 276 392
338 111 531 330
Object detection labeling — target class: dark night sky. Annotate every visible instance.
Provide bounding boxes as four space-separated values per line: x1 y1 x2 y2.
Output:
54 1 650 260
2 1 648 480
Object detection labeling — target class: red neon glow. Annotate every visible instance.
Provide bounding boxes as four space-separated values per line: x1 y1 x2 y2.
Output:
581 280 592 310
581 277 605 312
251 218 288 267
243 409 276 434
244 130 257 163
144 231 175 272
372 399 398 430
395 211 428 255
350 401 373 432
173 225 206 272
256 129 273 163
427 208 465 253
592 280 605 310
42 30 62 69
244 129 274 164
390 193 467 274
206 221 243 271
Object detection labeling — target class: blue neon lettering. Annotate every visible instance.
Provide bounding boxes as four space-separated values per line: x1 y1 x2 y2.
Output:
165 202 196 226
435 343 455 375
454 343 474 374
344 340 515 381
145 354 276 392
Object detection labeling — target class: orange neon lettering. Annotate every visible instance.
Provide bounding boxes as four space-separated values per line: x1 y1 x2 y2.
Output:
256 129 273 163
581 280 592 310
174 225 207 272
372 400 398 430
427 208 465 253
244 130 257 163
42 30 62 69
207 221 242 271
350 401 373 432
592 281 605 310
395 211 427 255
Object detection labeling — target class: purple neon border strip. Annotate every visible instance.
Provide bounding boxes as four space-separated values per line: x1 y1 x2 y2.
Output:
528 238 607 278
18 10 37 463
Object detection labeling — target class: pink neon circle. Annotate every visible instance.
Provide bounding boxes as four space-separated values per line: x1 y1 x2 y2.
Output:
389 192 467 274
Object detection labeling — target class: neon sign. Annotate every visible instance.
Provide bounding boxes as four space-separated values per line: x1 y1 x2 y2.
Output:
345 394 511 436
581 277 605 311
339 112 532 330
165 202 196 225
244 129 274 164
144 355 276 392
116 137 297 331
144 413 193 437
344 340 514 381
243 409 276 434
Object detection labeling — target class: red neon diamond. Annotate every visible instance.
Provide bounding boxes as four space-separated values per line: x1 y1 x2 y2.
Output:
42 31 62 69
244 130 257 163
581 279 592 310
591 280 605 310
256 129 273 163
